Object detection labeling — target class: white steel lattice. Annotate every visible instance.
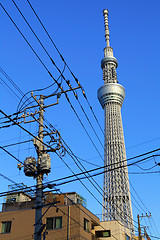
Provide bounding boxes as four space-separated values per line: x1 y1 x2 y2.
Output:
97 9 134 234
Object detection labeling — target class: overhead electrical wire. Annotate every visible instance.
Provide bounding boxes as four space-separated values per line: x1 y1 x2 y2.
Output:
1 1 160 233
0 172 19 186
63 142 140 230
0 77 21 100
6 0 106 168
0 3 60 90
50 155 158 186
8 3 153 230
11 0 68 93
129 171 160 175
1 0 160 173
129 185 160 238
1 109 160 233
0 142 158 234
45 189 119 240
1 108 160 182
0 66 57 114
1 7 159 221
17 63 66 112
0 65 156 238
1 1 106 172
10 0 105 158
0 147 130 235
62 137 142 229
0 52 156 236
25 0 104 136
1 139 32 148
0 67 25 98
0 110 156 231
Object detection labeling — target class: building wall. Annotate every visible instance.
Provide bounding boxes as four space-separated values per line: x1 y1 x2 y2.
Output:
0 208 34 240
92 221 132 240
0 203 100 240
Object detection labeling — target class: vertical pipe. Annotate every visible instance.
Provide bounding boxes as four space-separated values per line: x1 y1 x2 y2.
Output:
67 205 70 240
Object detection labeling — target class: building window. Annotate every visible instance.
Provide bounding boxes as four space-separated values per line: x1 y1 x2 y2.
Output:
96 230 111 237
84 218 89 232
1 221 12 234
46 217 62 230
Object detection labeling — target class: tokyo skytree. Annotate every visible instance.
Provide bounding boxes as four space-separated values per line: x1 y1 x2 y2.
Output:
97 10 134 232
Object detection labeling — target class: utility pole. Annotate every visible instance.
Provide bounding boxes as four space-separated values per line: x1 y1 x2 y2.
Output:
137 213 151 240
138 214 142 240
14 86 81 240
144 228 151 240
35 94 44 240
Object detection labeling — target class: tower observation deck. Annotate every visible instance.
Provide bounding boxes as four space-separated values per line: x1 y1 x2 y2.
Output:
98 10 134 233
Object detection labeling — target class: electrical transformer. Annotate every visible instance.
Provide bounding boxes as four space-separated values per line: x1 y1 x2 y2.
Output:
24 157 36 177
40 153 51 174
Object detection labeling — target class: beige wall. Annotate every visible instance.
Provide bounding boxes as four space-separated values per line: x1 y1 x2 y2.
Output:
0 204 100 240
92 221 132 240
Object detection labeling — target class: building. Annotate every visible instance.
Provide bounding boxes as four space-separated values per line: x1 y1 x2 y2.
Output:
97 9 134 233
0 190 99 240
0 188 134 240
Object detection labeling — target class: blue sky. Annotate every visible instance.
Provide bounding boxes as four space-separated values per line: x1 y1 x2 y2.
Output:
1 0 160 237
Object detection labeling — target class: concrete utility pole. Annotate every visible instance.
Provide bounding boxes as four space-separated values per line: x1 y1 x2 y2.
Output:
35 95 44 240
15 86 81 240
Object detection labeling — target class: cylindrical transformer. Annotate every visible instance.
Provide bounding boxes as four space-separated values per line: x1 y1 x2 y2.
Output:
24 157 36 177
40 153 51 174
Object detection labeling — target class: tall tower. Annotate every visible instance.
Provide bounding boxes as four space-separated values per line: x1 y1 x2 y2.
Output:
97 10 134 233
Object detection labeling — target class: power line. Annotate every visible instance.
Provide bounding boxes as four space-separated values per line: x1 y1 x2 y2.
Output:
26 0 104 137
0 77 20 100
62 137 143 230
0 141 157 234
52 156 157 186
0 3 60 88
2 139 32 148
2 2 105 172
3 3 158 187
0 2 159 234
0 116 153 232
7 0 106 164
0 1 158 234
63 144 138 231
0 172 19 185
11 0 106 160
1 109 160 182
0 171 118 240
129 171 160 174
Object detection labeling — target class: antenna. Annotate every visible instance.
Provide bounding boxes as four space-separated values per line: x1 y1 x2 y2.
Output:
103 9 110 47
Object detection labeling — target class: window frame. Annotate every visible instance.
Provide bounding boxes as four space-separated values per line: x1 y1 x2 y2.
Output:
46 216 62 230
84 218 89 232
1 221 12 234
95 230 111 238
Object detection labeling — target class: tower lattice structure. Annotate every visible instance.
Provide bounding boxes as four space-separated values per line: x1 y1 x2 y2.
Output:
97 10 134 233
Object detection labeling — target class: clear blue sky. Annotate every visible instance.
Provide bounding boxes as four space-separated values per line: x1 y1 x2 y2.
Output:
1 0 160 237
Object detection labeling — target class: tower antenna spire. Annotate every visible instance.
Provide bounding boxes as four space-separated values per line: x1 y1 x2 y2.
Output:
103 9 110 47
